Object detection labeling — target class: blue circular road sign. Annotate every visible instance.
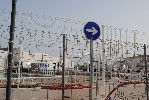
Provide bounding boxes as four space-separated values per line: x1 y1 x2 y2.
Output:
84 22 100 40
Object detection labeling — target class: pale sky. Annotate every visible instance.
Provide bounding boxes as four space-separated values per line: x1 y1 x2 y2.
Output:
1 0 149 32
0 0 149 58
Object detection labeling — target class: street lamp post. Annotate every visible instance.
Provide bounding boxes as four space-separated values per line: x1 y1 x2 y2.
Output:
62 34 66 100
144 44 148 99
6 0 17 100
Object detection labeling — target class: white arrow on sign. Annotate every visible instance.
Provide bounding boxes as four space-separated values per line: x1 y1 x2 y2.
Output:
86 27 98 35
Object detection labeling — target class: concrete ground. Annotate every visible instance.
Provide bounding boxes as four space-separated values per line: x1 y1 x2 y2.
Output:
0 84 147 100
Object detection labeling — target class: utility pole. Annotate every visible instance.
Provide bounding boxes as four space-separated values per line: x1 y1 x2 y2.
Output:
132 31 136 70
119 28 122 62
6 0 16 100
125 30 128 71
144 44 148 100
42 53 43 62
102 25 105 85
62 34 65 100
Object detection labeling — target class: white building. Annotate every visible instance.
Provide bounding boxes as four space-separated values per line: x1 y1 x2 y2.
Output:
13 47 74 71
0 47 74 72
0 48 8 72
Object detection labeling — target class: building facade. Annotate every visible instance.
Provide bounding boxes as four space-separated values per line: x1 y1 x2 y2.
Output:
0 47 74 72
0 48 8 72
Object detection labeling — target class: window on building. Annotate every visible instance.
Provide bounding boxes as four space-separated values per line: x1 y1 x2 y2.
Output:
44 60 47 62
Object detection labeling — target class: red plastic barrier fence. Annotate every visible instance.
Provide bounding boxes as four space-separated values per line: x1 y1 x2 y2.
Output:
41 85 92 90
105 82 149 100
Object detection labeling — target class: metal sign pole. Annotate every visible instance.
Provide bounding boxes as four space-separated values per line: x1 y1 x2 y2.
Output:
84 21 100 99
6 0 16 100
89 40 93 100
96 60 99 97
